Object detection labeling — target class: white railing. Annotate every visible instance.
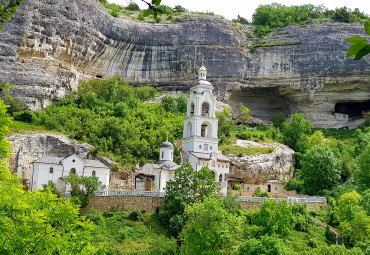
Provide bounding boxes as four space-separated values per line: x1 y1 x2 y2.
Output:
94 190 166 197
90 191 325 204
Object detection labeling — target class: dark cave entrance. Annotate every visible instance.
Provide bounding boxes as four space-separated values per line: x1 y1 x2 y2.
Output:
335 100 370 119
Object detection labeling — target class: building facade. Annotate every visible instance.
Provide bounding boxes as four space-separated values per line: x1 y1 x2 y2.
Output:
135 141 180 192
31 154 110 191
181 65 230 192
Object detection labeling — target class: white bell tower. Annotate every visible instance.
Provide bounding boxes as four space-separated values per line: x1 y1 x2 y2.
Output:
182 65 219 156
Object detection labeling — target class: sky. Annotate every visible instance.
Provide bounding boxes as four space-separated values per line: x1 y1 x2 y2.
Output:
107 0 370 21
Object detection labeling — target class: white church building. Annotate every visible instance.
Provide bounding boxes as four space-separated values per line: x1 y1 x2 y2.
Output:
181 65 230 192
135 65 230 193
135 140 180 192
31 154 110 192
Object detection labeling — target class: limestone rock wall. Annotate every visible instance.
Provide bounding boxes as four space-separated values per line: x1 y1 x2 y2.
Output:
0 0 369 127
227 140 295 183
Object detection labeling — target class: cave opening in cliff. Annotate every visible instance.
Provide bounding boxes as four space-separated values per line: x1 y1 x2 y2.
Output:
335 100 370 119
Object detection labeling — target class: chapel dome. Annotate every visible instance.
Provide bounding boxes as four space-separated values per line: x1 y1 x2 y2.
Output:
191 80 214 89
160 141 174 148
161 160 178 169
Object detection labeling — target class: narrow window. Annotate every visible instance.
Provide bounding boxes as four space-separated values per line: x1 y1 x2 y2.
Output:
49 167 53 174
199 145 202 149
161 151 164 159
275 187 277 191
204 144 208 151
92 171 96 176
219 174 222 182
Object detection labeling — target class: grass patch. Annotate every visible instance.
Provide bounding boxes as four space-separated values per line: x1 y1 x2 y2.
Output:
220 144 275 157
8 121 62 135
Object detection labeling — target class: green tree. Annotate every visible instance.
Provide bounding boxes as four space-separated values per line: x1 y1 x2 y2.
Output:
271 113 286 130
300 145 341 195
255 200 292 236
346 21 370 60
63 173 105 208
161 96 177 112
236 105 253 124
180 196 243 254
0 0 23 30
162 163 221 236
216 107 235 144
233 235 293 255
334 191 370 248
0 99 102 254
282 113 313 152
353 145 370 190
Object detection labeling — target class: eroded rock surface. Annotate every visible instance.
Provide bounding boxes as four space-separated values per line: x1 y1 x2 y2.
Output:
226 139 295 183
0 0 369 127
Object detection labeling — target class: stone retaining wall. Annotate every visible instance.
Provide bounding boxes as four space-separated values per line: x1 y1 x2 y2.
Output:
84 196 164 212
85 196 327 212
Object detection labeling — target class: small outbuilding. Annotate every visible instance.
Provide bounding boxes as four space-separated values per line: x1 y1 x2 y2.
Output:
31 154 110 192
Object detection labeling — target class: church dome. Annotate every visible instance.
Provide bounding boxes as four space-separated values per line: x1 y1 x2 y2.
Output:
199 65 207 71
161 160 178 169
160 141 174 148
192 80 214 89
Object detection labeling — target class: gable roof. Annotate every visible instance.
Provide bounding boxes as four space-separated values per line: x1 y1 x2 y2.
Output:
34 156 64 164
190 152 231 162
85 159 109 168
33 155 109 168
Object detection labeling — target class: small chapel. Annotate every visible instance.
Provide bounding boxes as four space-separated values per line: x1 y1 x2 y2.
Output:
135 65 230 193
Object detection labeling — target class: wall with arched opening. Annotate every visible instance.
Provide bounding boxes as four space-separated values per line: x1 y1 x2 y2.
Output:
201 121 212 137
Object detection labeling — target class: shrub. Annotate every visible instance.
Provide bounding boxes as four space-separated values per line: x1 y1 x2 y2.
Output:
173 5 187 13
13 111 35 122
125 1 140 11
128 209 143 221
254 187 270 198
1 96 27 115
234 184 243 191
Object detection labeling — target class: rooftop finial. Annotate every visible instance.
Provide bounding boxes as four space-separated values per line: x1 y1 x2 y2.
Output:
198 58 207 80
166 132 169 142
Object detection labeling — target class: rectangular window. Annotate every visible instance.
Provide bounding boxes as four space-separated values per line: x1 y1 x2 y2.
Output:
204 144 208 150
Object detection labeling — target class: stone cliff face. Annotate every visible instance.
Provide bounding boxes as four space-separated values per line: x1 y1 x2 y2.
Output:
226 140 294 183
0 0 369 127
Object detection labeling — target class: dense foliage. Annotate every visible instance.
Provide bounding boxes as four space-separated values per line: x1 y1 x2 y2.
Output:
252 3 369 36
0 97 103 254
14 77 185 168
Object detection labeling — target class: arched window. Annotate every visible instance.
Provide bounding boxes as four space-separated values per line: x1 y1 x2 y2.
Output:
161 151 164 159
49 167 53 174
187 121 192 137
70 168 76 174
92 171 96 176
201 122 211 137
190 102 195 116
199 145 202 149
219 174 222 182
171 152 173 160
202 102 209 116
